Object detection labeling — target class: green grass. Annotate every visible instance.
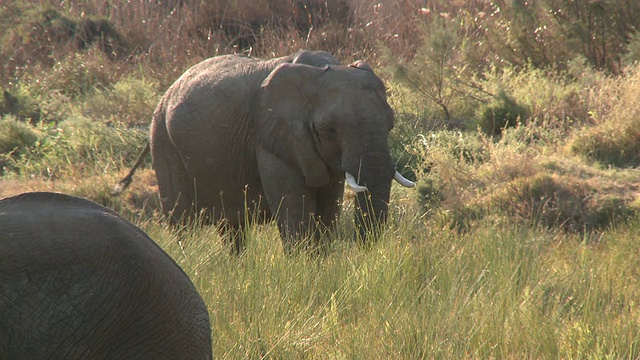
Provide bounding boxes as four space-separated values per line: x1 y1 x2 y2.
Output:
141 211 640 359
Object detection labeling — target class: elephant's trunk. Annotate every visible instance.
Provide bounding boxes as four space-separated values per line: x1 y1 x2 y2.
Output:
354 179 391 241
343 148 394 242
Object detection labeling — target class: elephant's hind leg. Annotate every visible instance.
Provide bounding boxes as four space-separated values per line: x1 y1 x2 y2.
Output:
151 128 194 225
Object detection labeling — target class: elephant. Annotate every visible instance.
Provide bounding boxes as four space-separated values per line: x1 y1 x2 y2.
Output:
114 50 414 252
0 192 212 360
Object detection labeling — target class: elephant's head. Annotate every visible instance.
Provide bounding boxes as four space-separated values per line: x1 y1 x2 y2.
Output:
258 60 414 240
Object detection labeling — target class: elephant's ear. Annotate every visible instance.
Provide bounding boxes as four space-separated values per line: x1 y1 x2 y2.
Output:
258 63 330 188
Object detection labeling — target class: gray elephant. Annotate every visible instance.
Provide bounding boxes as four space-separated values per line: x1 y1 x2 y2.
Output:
0 192 212 360
115 50 414 252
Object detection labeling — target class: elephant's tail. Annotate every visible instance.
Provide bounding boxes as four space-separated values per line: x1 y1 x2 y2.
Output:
112 142 151 196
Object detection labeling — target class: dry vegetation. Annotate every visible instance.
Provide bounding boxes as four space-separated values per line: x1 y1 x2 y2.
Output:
2 1 640 358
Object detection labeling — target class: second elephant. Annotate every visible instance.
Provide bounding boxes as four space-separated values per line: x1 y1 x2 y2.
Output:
117 50 414 251
0 192 211 359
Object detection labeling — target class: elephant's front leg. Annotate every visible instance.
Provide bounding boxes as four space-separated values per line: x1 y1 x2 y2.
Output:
257 146 318 252
315 181 344 236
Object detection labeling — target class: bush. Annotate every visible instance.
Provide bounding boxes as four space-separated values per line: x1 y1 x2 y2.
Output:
49 116 148 176
0 90 41 124
1 114 146 180
79 75 160 127
24 48 118 98
570 121 640 168
0 6 126 67
476 90 529 136
568 65 640 168
385 16 483 124
624 31 640 65
408 130 490 226
0 115 42 175
409 120 638 233
0 115 39 155
481 65 592 129
488 173 634 232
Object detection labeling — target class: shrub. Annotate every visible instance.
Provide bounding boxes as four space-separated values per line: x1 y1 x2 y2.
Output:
50 116 147 175
569 120 640 168
0 115 41 175
410 120 638 233
79 75 160 127
1 114 146 180
408 130 490 223
385 16 483 124
0 6 126 62
416 178 443 212
476 90 529 136
482 65 592 129
0 115 39 155
0 90 41 124
623 31 640 65
568 65 640 168
488 172 636 232
24 48 118 98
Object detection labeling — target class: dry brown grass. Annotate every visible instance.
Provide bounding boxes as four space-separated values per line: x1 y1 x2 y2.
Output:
0 1 494 87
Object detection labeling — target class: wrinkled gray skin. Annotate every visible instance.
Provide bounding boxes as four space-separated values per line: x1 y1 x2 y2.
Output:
0 192 212 360
130 50 403 251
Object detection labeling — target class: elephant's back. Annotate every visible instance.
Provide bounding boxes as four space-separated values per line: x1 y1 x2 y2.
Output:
0 190 111 213
0 192 191 284
0 192 162 266
164 55 284 129
0 191 212 359
165 54 287 109
172 54 266 92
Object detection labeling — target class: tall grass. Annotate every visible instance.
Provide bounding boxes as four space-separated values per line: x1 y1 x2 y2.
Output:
145 210 640 359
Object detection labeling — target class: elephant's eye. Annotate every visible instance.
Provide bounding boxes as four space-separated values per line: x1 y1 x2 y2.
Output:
313 123 336 139
321 126 337 141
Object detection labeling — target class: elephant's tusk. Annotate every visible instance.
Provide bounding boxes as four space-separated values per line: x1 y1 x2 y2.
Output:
345 172 368 193
394 171 416 188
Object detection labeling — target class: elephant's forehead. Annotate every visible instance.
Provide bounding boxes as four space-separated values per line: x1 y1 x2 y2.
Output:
314 87 394 127
320 73 390 106
323 67 386 91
